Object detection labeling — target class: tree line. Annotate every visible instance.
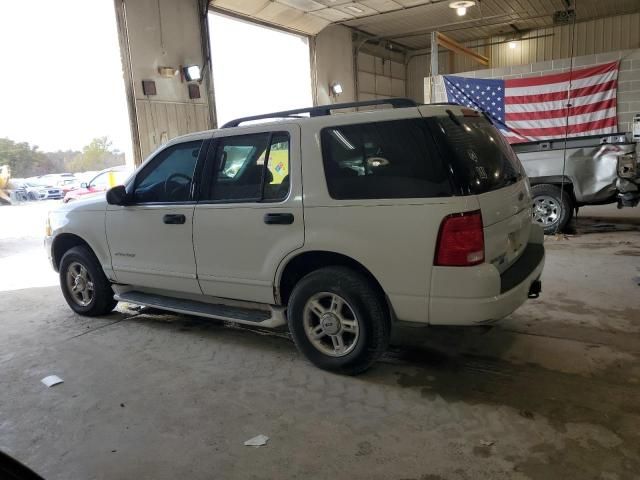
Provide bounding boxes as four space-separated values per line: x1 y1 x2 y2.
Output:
0 136 125 178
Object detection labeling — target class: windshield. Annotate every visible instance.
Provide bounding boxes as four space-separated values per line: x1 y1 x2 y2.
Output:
425 114 524 195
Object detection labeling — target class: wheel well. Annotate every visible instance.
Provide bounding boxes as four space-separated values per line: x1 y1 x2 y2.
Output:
532 181 576 206
52 234 91 271
278 251 390 313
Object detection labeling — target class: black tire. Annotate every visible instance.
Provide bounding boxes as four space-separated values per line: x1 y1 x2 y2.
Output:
287 266 390 375
59 246 117 316
531 184 573 234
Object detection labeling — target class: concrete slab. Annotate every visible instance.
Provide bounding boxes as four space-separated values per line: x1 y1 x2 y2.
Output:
0 201 639 479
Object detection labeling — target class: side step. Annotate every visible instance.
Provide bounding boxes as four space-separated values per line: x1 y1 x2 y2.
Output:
114 291 286 328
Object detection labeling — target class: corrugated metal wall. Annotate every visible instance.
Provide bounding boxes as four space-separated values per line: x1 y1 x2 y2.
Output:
453 12 640 74
406 51 449 102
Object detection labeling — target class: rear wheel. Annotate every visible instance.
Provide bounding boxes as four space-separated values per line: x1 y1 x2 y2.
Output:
59 246 117 316
287 266 390 375
531 184 573 234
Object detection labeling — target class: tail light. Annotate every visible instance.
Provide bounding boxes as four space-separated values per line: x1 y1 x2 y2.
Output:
434 210 484 266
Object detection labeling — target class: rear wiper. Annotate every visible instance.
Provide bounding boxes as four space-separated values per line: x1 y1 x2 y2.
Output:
446 109 462 126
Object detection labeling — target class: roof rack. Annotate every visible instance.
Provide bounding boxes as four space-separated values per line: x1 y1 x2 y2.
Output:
221 98 419 128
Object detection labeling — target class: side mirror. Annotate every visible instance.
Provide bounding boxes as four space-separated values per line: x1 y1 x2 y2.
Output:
80 182 88 188
106 185 128 206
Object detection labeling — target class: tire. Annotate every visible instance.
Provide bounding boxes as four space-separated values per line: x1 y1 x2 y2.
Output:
531 184 573 234
287 266 390 375
59 246 117 316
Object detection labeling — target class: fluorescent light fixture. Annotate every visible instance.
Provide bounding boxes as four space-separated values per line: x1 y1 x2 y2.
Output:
346 5 364 13
449 1 475 17
508 41 518 49
183 65 202 82
330 82 343 95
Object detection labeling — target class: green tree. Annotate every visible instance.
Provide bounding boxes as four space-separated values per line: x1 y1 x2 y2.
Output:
0 137 54 178
66 137 124 172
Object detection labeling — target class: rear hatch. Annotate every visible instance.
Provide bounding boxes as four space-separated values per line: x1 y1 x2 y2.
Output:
424 110 531 274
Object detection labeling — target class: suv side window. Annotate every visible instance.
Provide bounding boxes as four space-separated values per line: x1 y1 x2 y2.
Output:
320 119 452 200
206 132 290 203
133 140 202 203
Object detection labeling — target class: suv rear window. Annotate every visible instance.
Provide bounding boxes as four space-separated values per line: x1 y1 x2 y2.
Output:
426 114 524 195
320 119 453 200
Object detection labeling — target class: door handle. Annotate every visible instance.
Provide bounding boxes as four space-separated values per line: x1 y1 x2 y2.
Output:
163 214 186 224
264 213 294 225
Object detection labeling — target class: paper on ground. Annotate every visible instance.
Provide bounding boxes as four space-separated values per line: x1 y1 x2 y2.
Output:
244 434 269 447
41 375 64 388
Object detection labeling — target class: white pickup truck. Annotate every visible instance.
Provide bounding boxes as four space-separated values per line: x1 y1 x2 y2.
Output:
514 134 639 233
46 99 545 374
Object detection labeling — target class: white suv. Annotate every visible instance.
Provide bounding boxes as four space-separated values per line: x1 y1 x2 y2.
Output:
46 99 544 374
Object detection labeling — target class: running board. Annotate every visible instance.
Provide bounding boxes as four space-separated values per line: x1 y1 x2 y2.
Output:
114 291 286 328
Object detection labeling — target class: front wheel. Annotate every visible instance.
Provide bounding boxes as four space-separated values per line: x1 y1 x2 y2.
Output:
531 184 573 234
59 246 117 316
287 266 390 375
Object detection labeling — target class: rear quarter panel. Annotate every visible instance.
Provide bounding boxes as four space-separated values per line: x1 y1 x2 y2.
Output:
519 147 619 203
293 111 479 323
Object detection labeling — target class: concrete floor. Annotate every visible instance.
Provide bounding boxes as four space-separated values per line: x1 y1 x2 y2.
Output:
1 201 639 480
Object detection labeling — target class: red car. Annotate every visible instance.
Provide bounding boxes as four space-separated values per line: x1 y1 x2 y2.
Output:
63 167 129 203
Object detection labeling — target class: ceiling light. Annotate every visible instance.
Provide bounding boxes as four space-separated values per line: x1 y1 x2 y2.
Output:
508 41 518 49
330 82 343 96
346 5 364 13
449 1 475 16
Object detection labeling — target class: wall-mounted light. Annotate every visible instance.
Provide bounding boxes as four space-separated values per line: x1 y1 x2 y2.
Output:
508 41 518 49
183 65 202 82
330 82 343 98
449 1 475 16
158 66 178 78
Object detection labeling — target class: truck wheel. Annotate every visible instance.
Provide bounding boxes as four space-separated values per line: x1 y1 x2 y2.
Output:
287 266 390 375
59 246 117 316
531 184 573 234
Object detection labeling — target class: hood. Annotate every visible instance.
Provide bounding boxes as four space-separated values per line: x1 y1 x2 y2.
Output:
56 193 107 213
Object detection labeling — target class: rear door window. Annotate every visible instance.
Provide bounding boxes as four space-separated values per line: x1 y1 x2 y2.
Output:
320 119 453 200
425 114 524 195
204 132 290 203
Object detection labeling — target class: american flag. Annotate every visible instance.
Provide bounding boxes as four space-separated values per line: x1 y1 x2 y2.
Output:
443 61 619 143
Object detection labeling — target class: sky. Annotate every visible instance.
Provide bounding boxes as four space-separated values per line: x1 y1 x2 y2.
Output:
209 13 313 126
0 1 132 156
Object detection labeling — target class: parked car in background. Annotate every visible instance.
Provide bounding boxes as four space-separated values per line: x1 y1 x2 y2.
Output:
46 99 545 375
63 166 129 203
21 180 64 200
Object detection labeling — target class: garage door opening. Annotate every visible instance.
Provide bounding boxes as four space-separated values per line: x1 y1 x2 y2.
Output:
208 12 313 127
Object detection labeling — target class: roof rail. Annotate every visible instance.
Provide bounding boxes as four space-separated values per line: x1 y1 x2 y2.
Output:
221 98 419 128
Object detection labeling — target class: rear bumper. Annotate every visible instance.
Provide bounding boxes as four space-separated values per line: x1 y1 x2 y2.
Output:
429 227 545 326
